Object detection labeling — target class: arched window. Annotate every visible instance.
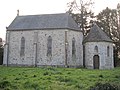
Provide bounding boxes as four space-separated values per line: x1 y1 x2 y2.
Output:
94 46 98 53
20 37 25 56
47 36 52 56
107 46 110 57
72 37 76 56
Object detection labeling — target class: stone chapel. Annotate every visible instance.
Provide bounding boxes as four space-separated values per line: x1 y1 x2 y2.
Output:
3 13 114 69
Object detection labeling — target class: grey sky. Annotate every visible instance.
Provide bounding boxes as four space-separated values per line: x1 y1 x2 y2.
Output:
0 0 119 40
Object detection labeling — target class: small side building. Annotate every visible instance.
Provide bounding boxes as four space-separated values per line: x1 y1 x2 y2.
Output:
83 24 114 69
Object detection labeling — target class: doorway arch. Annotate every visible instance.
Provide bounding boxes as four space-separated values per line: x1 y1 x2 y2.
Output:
93 55 99 69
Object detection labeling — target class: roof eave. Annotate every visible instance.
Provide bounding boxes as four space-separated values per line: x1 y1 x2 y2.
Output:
83 40 113 44
7 27 81 31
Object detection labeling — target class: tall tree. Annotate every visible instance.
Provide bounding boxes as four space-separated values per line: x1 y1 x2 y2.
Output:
66 0 94 36
117 3 120 53
96 7 118 40
96 6 120 66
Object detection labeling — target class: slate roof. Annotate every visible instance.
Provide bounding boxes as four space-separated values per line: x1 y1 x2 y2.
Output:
83 23 113 43
7 13 80 31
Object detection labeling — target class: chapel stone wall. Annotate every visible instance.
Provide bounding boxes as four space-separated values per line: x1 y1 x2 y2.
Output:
67 30 83 67
5 30 35 66
84 42 114 69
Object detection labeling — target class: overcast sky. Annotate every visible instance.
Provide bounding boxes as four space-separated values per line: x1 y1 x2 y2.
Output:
0 0 120 40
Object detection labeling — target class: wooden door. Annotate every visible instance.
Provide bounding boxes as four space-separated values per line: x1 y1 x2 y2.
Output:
93 55 99 69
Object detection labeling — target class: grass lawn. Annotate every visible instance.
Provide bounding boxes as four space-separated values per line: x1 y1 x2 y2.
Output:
0 66 120 90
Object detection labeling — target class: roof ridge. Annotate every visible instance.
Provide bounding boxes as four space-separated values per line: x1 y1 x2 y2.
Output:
7 13 81 31
17 13 67 17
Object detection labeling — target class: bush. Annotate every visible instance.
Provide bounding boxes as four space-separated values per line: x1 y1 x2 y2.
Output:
0 80 11 89
90 82 119 90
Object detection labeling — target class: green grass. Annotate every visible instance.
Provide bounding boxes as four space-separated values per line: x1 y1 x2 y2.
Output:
0 66 120 90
